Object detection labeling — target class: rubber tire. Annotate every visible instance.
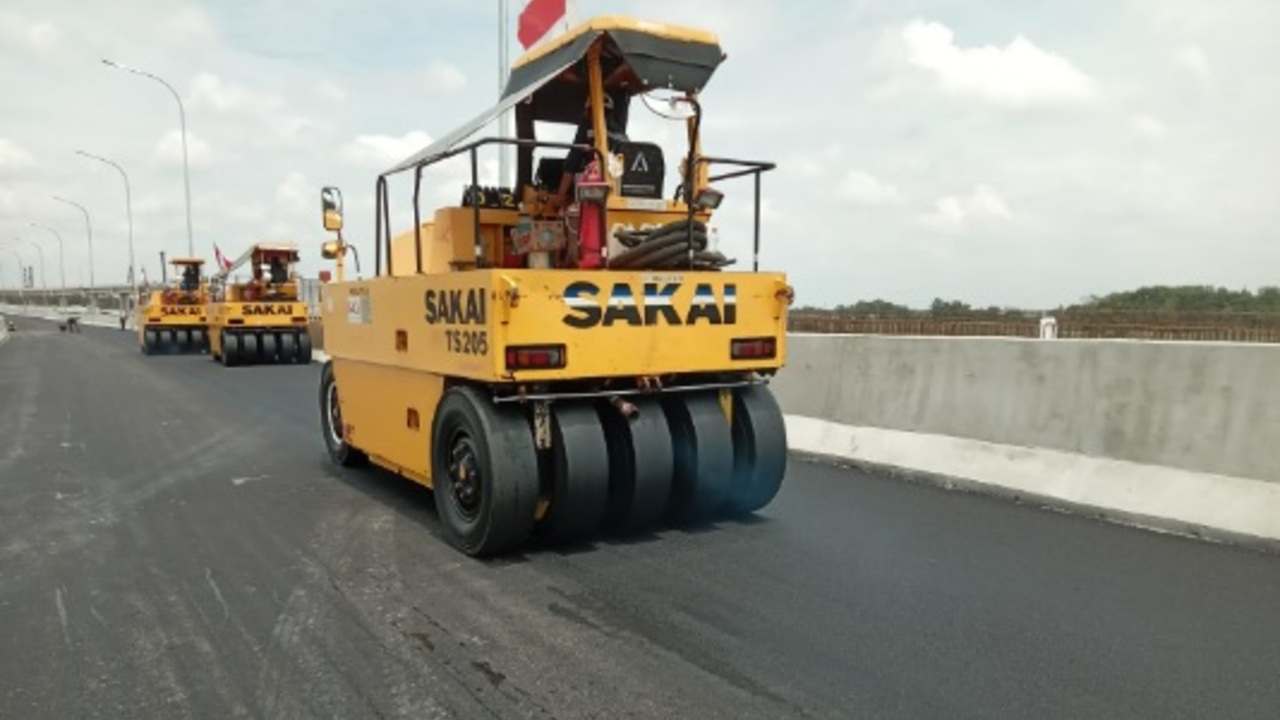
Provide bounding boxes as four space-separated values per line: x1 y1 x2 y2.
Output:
727 386 788 515
432 386 539 557
297 332 313 364
280 332 297 363
241 333 260 365
143 330 158 355
162 329 175 352
222 332 240 367
599 398 674 533
662 392 734 523
190 328 206 352
540 402 610 543
261 333 278 363
319 362 366 467
176 329 191 352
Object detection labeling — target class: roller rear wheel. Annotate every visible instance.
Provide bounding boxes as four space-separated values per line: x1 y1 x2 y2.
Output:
540 403 610 543
297 332 313 364
727 386 788 515
261 333 278 363
599 398 673 533
142 329 158 355
176 329 191 352
662 393 734 523
190 328 206 352
161 329 176 352
280 332 297 362
222 332 240 367
320 362 366 467
241 333 260 364
432 386 539 556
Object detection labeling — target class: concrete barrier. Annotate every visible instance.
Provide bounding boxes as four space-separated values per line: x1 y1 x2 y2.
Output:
773 334 1280 549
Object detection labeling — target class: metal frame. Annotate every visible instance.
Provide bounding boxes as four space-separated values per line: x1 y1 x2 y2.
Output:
697 157 777 271
375 137 604 277
491 376 768 404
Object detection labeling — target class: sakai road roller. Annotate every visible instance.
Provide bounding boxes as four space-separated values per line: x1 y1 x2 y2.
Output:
207 243 313 366
317 17 791 556
138 258 209 354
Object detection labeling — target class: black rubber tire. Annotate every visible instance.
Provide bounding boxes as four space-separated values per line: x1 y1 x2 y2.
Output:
142 329 158 355
599 398 673 533
297 332 313 364
190 328 206 352
280 332 297 362
161 329 175 352
540 402 610 543
662 392 734 523
432 386 539 556
261 333 278 363
176 329 191 352
241 333 260 365
727 386 788 515
319 362 366 467
222 332 240 367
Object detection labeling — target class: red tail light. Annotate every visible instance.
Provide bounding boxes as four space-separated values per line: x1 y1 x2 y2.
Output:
731 337 776 360
505 344 566 371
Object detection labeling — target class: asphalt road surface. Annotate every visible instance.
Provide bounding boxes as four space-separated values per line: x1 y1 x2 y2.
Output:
2 315 1279 719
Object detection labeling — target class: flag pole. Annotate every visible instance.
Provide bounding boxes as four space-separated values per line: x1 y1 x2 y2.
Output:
498 0 511 187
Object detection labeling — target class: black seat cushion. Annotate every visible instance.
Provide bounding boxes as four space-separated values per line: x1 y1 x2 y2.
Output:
615 141 665 198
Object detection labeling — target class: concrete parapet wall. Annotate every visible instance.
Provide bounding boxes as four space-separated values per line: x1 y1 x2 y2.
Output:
773 334 1280 483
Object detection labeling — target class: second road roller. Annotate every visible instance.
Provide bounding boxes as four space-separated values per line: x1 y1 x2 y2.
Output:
207 243 313 366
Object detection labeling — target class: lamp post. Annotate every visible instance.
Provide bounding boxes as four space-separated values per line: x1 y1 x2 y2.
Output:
28 223 64 291
102 58 194 258
27 240 47 308
1 241 26 303
52 196 94 308
76 150 135 294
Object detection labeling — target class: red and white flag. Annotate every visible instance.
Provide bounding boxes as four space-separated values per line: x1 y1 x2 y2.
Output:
214 244 232 272
517 0 566 49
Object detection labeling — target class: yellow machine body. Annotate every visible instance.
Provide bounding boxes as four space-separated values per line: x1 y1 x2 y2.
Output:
207 244 314 365
323 268 787 483
317 16 790 555
137 258 210 354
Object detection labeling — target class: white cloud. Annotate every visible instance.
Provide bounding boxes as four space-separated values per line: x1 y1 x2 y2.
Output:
424 61 468 95
316 80 346 102
274 171 311 212
340 131 432 167
27 21 58 50
1175 44 1211 82
0 138 35 169
189 73 275 113
838 170 903 205
154 129 213 167
902 20 1095 106
922 185 1012 230
1130 114 1168 140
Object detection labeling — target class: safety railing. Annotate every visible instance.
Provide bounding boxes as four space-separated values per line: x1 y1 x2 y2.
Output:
375 137 602 276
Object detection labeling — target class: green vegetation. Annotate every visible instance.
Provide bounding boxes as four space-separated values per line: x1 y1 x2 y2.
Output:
796 286 1280 316
1069 286 1280 314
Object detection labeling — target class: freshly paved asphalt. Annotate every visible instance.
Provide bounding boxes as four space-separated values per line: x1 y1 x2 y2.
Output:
2 315 1279 719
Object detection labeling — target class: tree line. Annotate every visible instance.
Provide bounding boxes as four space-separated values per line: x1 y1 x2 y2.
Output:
793 285 1280 317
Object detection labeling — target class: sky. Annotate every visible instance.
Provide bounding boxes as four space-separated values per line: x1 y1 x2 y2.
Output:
1 0 1277 308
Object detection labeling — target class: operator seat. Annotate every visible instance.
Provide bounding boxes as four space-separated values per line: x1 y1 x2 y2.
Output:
614 141 665 199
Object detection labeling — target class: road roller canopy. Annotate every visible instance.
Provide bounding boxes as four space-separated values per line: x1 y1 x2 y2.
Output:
218 243 300 283
384 16 724 174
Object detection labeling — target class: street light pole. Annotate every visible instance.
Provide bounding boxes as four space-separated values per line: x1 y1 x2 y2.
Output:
27 241 47 293
102 58 194 258
28 223 64 292
52 196 94 307
76 150 135 294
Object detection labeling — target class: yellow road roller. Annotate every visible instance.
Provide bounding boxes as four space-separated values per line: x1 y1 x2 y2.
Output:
317 16 791 555
207 243 313 366
137 258 209 354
